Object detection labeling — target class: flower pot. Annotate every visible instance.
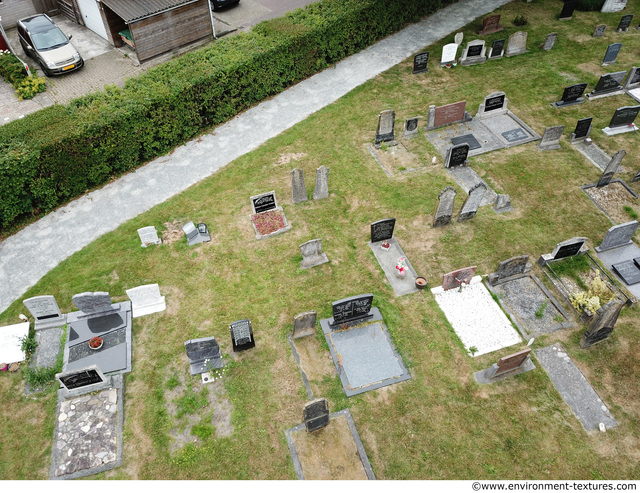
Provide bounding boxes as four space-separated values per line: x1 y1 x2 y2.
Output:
89 340 103 351
0 363 7 372
380 243 390 251
415 277 428 289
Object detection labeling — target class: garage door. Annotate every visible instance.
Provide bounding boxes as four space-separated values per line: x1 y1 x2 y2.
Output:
77 0 108 40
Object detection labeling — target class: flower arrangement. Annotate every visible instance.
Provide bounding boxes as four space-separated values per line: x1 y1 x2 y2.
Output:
396 257 407 276
88 336 103 349
381 240 390 251
251 210 285 236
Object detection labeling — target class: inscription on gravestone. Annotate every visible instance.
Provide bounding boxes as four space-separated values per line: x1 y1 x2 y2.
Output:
554 83 587 107
413 52 429 74
479 14 503 35
184 337 223 374
573 117 593 141
230 319 255 352
552 238 587 260
433 101 467 127
591 72 626 96
502 128 528 143
23 295 65 330
617 15 633 32
137 226 161 247
56 366 106 391
484 94 505 113
467 44 483 57
251 191 277 214
370 218 396 243
489 39 505 58
613 261 640 285
375 110 396 145
303 398 330 432
445 143 470 168
330 294 375 327
442 266 477 291
602 43 622 65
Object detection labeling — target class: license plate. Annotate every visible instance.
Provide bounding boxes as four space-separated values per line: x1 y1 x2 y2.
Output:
62 64 75 71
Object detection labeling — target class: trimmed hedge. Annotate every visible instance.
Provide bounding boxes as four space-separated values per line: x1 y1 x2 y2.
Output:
0 0 450 231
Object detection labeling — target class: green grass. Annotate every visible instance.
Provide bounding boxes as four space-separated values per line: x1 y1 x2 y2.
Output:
1 0 640 480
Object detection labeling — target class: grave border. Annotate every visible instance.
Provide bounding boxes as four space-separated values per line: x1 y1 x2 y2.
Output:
580 180 640 225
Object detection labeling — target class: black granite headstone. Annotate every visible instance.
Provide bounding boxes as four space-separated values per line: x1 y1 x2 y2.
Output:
573 117 593 139
252 192 277 214
370 218 396 243
484 94 505 113
592 72 626 94
612 261 640 285
303 398 330 432
603 43 622 65
489 39 505 58
560 83 588 104
617 15 633 32
581 298 624 348
608 106 640 128
467 44 483 57
559 1 576 20
629 69 640 87
330 294 374 327
184 336 223 374
553 242 584 260
230 319 256 352
413 51 429 74
634 257 640 269
451 134 481 150
447 143 470 167
58 368 104 390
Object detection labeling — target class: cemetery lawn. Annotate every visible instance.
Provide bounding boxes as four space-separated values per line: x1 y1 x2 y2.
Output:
2 0 640 480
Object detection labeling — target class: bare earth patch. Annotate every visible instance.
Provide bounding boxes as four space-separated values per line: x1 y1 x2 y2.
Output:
293 336 335 383
367 141 429 176
274 153 308 165
162 221 185 244
584 182 640 224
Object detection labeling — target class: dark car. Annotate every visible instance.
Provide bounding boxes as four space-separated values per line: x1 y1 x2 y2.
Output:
17 14 83 76
211 0 240 11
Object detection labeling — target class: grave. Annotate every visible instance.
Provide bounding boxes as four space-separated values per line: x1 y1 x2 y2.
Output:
552 83 587 108
602 106 640 136
558 1 576 20
601 0 627 12
0 321 29 366
368 230 420 296
137 226 162 247
23 295 66 331
63 292 132 376
184 336 224 375
320 296 410 396
412 51 429 74
586 71 626 100
582 298 625 347
374 110 396 147
582 179 640 225
505 31 527 57
595 240 640 299
474 348 535 384
570 117 593 143
479 14 503 35
291 168 307 204
292 311 317 339
182 221 210 246
250 190 291 239
432 275 521 357
457 183 486 221
303 398 330 432
538 237 588 266
440 43 459 66
596 150 627 187
458 40 486 66
447 167 497 207
493 194 513 214
445 143 470 168
535 344 618 431
230 319 255 352
596 221 638 253
487 255 531 286
488 39 505 59
313 165 330 200
56 365 107 394
285 408 375 480
425 100 470 130
617 14 633 32
612 260 640 285
593 24 606 37
126 283 166 318
433 186 457 227
541 32 558 51
299 239 329 269
403 117 420 138
624 67 640 103
602 43 622 66
537 125 564 151
370 218 396 243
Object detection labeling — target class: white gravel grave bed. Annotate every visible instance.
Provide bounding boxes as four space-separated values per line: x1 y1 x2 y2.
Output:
431 276 521 357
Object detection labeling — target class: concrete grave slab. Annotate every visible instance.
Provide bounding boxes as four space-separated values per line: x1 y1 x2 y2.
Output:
0 321 29 364
535 344 618 431
368 237 420 296
447 166 497 207
572 139 612 171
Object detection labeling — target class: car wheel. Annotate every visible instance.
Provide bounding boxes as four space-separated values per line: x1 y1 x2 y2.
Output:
39 62 50 77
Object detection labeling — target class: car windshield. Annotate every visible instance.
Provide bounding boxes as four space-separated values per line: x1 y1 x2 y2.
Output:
31 27 68 51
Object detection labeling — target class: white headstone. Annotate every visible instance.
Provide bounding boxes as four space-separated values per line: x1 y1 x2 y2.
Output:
126 284 166 318
0 322 29 364
137 226 162 247
601 0 627 12
441 43 458 65
23 295 66 330
454 32 463 45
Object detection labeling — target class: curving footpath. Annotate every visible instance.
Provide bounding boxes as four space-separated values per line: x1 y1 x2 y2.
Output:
0 0 512 315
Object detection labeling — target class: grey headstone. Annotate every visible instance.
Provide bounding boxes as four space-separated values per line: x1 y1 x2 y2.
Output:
596 221 639 253
303 398 330 432
290 168 307 204
571 117 593 142
23 295 66 331
445 143 470 168
617 14 633 32
601 0 627 12
537 125 564 151
299 239 329 269
72 292 113 316
487 255 531 285
433 186 456 227
493 194 513 214
581 298 625 348
457 183 486 222
137 226 161 247
596 150 626 187
440 43 458 65
506 31 527 57
313 165 329 200
403 117 420 138
459 40 486 66
624 67 640 90
374 110 396 146
182 221 210 246
602 43 622 66
292 311 317 339
184 336 223 375
542 32 558 51
593 24 606 37
488 39 505 59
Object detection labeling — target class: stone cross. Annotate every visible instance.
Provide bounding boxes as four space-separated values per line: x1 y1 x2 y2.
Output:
291 168 307 204
313 166 329 200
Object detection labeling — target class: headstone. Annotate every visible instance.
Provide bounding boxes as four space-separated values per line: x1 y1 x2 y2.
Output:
292 311 317 339
505 31 527 57
291 168 307 204
537 125 564 151
501 128 529 143
457 183 486 222
374 110 396 147
440 43 459 65
550 237 588 261
632 170 640 183
595 221 639 253
602 43 622 66
479 14 503 35
606 106 640 129
593 24 606 37
428 100 468 129
588 71 626 98
624 67 640 90
454 32 463 45
182 221 211 246
612 260 640 285
56 365 106 392
412 51 429 74
459 40 486 66
478 93 507 117
72 292 114 316
617 15 633 32
299 239 329 269
433 186 457 227
303 398 330 432
442 266 477 291
493 194 513 214
251 191 278 214
581 298 625 348
485 349 532 378
0 322 29 364
487 255 531 285
488 39 505 59
370 218 396 243
184 336 223 375
552 83 587 108
597 149 626 187
313 165 329 200
559 2 577 20
23 295 66 331
601 0 627 12
329 294 375 328
571 117 593 143
230 319 255 352
445 143 470 168
125 284 166 318
541 32 558 51
403 117 420 139
137 226 161 247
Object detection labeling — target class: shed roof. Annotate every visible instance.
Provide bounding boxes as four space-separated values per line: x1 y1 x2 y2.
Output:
101 0 200 22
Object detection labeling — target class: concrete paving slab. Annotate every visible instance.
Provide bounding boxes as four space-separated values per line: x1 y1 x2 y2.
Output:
368 238 420 296
596 242 640 300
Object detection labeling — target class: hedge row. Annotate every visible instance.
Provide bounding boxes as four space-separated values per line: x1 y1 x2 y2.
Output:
0 0 450 231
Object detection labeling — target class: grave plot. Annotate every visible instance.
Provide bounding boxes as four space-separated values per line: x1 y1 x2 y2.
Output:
431 270 521 357
365 141 428 177
582 180 640 225
595 222 640 299
319 294 411 396
249 191 291 240
0 321 29 370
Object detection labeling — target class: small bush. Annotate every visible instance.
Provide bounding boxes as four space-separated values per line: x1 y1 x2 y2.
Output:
15 76 46 100
574 0 605 11
513 15 528 26
0 50 28 87
623 205 639 220
535 301 547 319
